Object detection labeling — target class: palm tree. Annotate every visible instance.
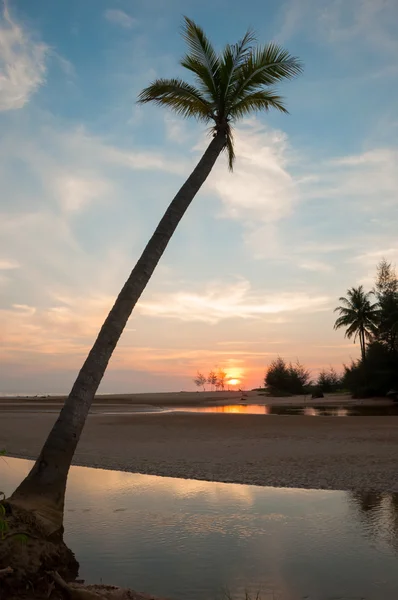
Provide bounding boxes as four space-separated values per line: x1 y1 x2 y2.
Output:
9 17 302 532
334 286 379 362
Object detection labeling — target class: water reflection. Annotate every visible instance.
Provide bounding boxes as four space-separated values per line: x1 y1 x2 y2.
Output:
2 458 398 600
172 404 398 417
177 404 270 414
349 490 398 553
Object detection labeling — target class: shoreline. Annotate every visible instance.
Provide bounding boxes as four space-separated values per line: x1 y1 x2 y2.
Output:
5 448 390 495
0 390 393 408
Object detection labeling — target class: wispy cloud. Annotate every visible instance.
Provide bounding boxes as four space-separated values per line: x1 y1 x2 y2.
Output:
318 0 398 54
211 121 398 269
351 247 398 268
299 260 334 273
54 174 112 213
104 9 137 29
307 148 398 208
138 279 331 323
0 258 19 269
0 2 48 110
210 122 297 224
277 0 398 55
1 120 187 220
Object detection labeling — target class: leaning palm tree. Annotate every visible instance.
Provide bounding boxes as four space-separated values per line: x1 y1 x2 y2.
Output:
9 17 302 532
334 286 379 362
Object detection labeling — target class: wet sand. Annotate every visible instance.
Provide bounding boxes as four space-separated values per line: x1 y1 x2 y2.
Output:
1 398 398 492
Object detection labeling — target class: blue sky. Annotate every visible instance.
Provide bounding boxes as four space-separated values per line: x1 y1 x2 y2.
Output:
0 0 397 394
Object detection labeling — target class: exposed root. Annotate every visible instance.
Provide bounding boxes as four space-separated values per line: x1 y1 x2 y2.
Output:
0 501 79 599
50 570 102 599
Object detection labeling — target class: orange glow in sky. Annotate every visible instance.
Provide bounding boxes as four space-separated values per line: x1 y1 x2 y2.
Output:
226 378 240 386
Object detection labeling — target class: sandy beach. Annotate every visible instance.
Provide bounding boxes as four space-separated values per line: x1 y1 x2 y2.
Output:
1 392 398 493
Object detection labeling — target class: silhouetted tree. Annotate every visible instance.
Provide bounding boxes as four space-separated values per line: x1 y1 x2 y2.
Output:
207 370 218 391
317 367 341 393
265 357 310 395
334 286 379 362
193 372 207 391
216 369 227 390
374 260 398 353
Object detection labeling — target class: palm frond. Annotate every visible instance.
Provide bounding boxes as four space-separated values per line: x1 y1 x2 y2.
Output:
334 286 380 349
229 90 288 120
180 16 220 102
137 78 213 121
231 43 303 103
138 19 302 172
224 126 235 171
219 28 256 113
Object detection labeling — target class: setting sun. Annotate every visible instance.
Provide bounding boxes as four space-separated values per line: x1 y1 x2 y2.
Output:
227 378 240 386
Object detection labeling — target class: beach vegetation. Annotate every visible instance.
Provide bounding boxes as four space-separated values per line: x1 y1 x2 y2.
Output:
265 357 311 395
317 367 342 393
334 286 379 362
335 261 398 398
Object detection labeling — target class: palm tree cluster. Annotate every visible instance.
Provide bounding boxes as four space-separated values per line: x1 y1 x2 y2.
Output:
334 260 398 397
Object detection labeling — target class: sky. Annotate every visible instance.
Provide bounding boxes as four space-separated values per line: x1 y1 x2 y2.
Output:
0 0 397 394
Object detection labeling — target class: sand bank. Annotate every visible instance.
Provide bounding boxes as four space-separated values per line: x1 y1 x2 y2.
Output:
1 405 398 493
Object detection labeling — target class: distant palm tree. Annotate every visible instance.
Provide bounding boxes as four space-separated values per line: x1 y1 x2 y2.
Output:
334 286 379 362
10 17 302 532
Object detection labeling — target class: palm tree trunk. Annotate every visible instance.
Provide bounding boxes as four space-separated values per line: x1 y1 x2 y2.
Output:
10 131 227 531
360 329 366 362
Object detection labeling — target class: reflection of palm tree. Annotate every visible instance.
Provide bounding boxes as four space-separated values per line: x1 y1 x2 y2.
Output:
388 494 398 552
349 490 398 553
350 491 383 513
334 286 379 361
10 17 303 533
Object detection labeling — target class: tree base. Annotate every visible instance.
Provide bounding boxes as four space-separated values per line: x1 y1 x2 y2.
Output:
0 501 79 599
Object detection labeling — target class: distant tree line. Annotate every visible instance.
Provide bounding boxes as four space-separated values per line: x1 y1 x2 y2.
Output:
193 369 228 391
264 357 342 396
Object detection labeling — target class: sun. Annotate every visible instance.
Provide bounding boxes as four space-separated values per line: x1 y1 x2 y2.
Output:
227 378 240 386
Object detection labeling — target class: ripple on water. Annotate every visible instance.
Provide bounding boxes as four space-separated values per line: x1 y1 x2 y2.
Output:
1 457 398 600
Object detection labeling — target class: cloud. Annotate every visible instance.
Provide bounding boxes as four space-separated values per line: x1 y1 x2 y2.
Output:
54 174 111 213
138 279 330 324
0 2 48 110
276 0 313 43
104 9 137 29
0 258 19 270
277 0 397 55
318 0 398 55
223 123 398 264
1 120 188 221
304 148 398 212
164 115 190 144
209 122 297 224
299 260 334 273
351 247 398 268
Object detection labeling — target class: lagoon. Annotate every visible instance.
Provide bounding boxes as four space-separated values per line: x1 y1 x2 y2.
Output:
2 457 398 599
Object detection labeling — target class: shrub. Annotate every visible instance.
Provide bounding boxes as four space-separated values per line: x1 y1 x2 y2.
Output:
265 357 311 395
317 367 342 393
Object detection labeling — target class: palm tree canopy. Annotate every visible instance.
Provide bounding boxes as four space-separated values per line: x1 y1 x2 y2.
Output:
334 286 379 342
137 17 302 169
